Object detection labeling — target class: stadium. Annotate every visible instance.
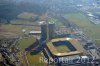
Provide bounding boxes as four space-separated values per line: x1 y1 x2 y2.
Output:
46 38 85 57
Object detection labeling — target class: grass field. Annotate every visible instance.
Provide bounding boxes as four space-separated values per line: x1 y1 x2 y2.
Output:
64 13 100 46
17 38 36 50
55 45 70 53
18 12 38 19
0 24 40 35
17 11 47 21
49 18 64 26
11 12 37 25
0 24 23 35
11 19 35 25
17 37 46 66
27 52 46 66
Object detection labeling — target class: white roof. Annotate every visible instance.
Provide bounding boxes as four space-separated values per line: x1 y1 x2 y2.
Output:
29 31 41 34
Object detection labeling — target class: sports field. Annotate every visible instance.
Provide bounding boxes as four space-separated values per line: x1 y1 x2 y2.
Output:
55 45 70 53
64 13 100 46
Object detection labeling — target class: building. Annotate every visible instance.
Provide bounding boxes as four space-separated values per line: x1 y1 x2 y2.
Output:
29 31 41 35
47 38 85 57
41 23 48 41
48 22 56 40
43 38 86 66
41 22 55 41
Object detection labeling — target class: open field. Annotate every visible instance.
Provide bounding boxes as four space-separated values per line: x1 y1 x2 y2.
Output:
0 24 40 35
17 37 46 66
27 52 46 66
64 13 100 46
17 38 36 50
0 24 23 35
18 12 38 20
18 11 47 21
49 18 64 26
10 12 47 25
10 19 35 25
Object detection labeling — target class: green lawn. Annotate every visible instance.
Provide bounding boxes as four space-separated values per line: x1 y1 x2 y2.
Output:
18 38 36 50
27 52 46 66
17 38 46 66
49 18 64 26
55 45 70 53
64 13 100 46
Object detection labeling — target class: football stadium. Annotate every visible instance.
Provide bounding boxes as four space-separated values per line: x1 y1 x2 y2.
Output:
47 38 85 57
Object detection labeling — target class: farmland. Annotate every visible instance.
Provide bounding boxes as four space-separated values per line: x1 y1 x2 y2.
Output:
64 13 100 46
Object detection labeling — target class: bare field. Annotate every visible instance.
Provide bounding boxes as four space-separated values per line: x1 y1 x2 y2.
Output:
0 24 40 35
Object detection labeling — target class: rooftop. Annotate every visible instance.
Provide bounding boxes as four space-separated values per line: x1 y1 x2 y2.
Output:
29 31 41 34
47 38 85 57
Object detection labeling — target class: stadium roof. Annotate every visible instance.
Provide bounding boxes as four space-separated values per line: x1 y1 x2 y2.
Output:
47 38 85 57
